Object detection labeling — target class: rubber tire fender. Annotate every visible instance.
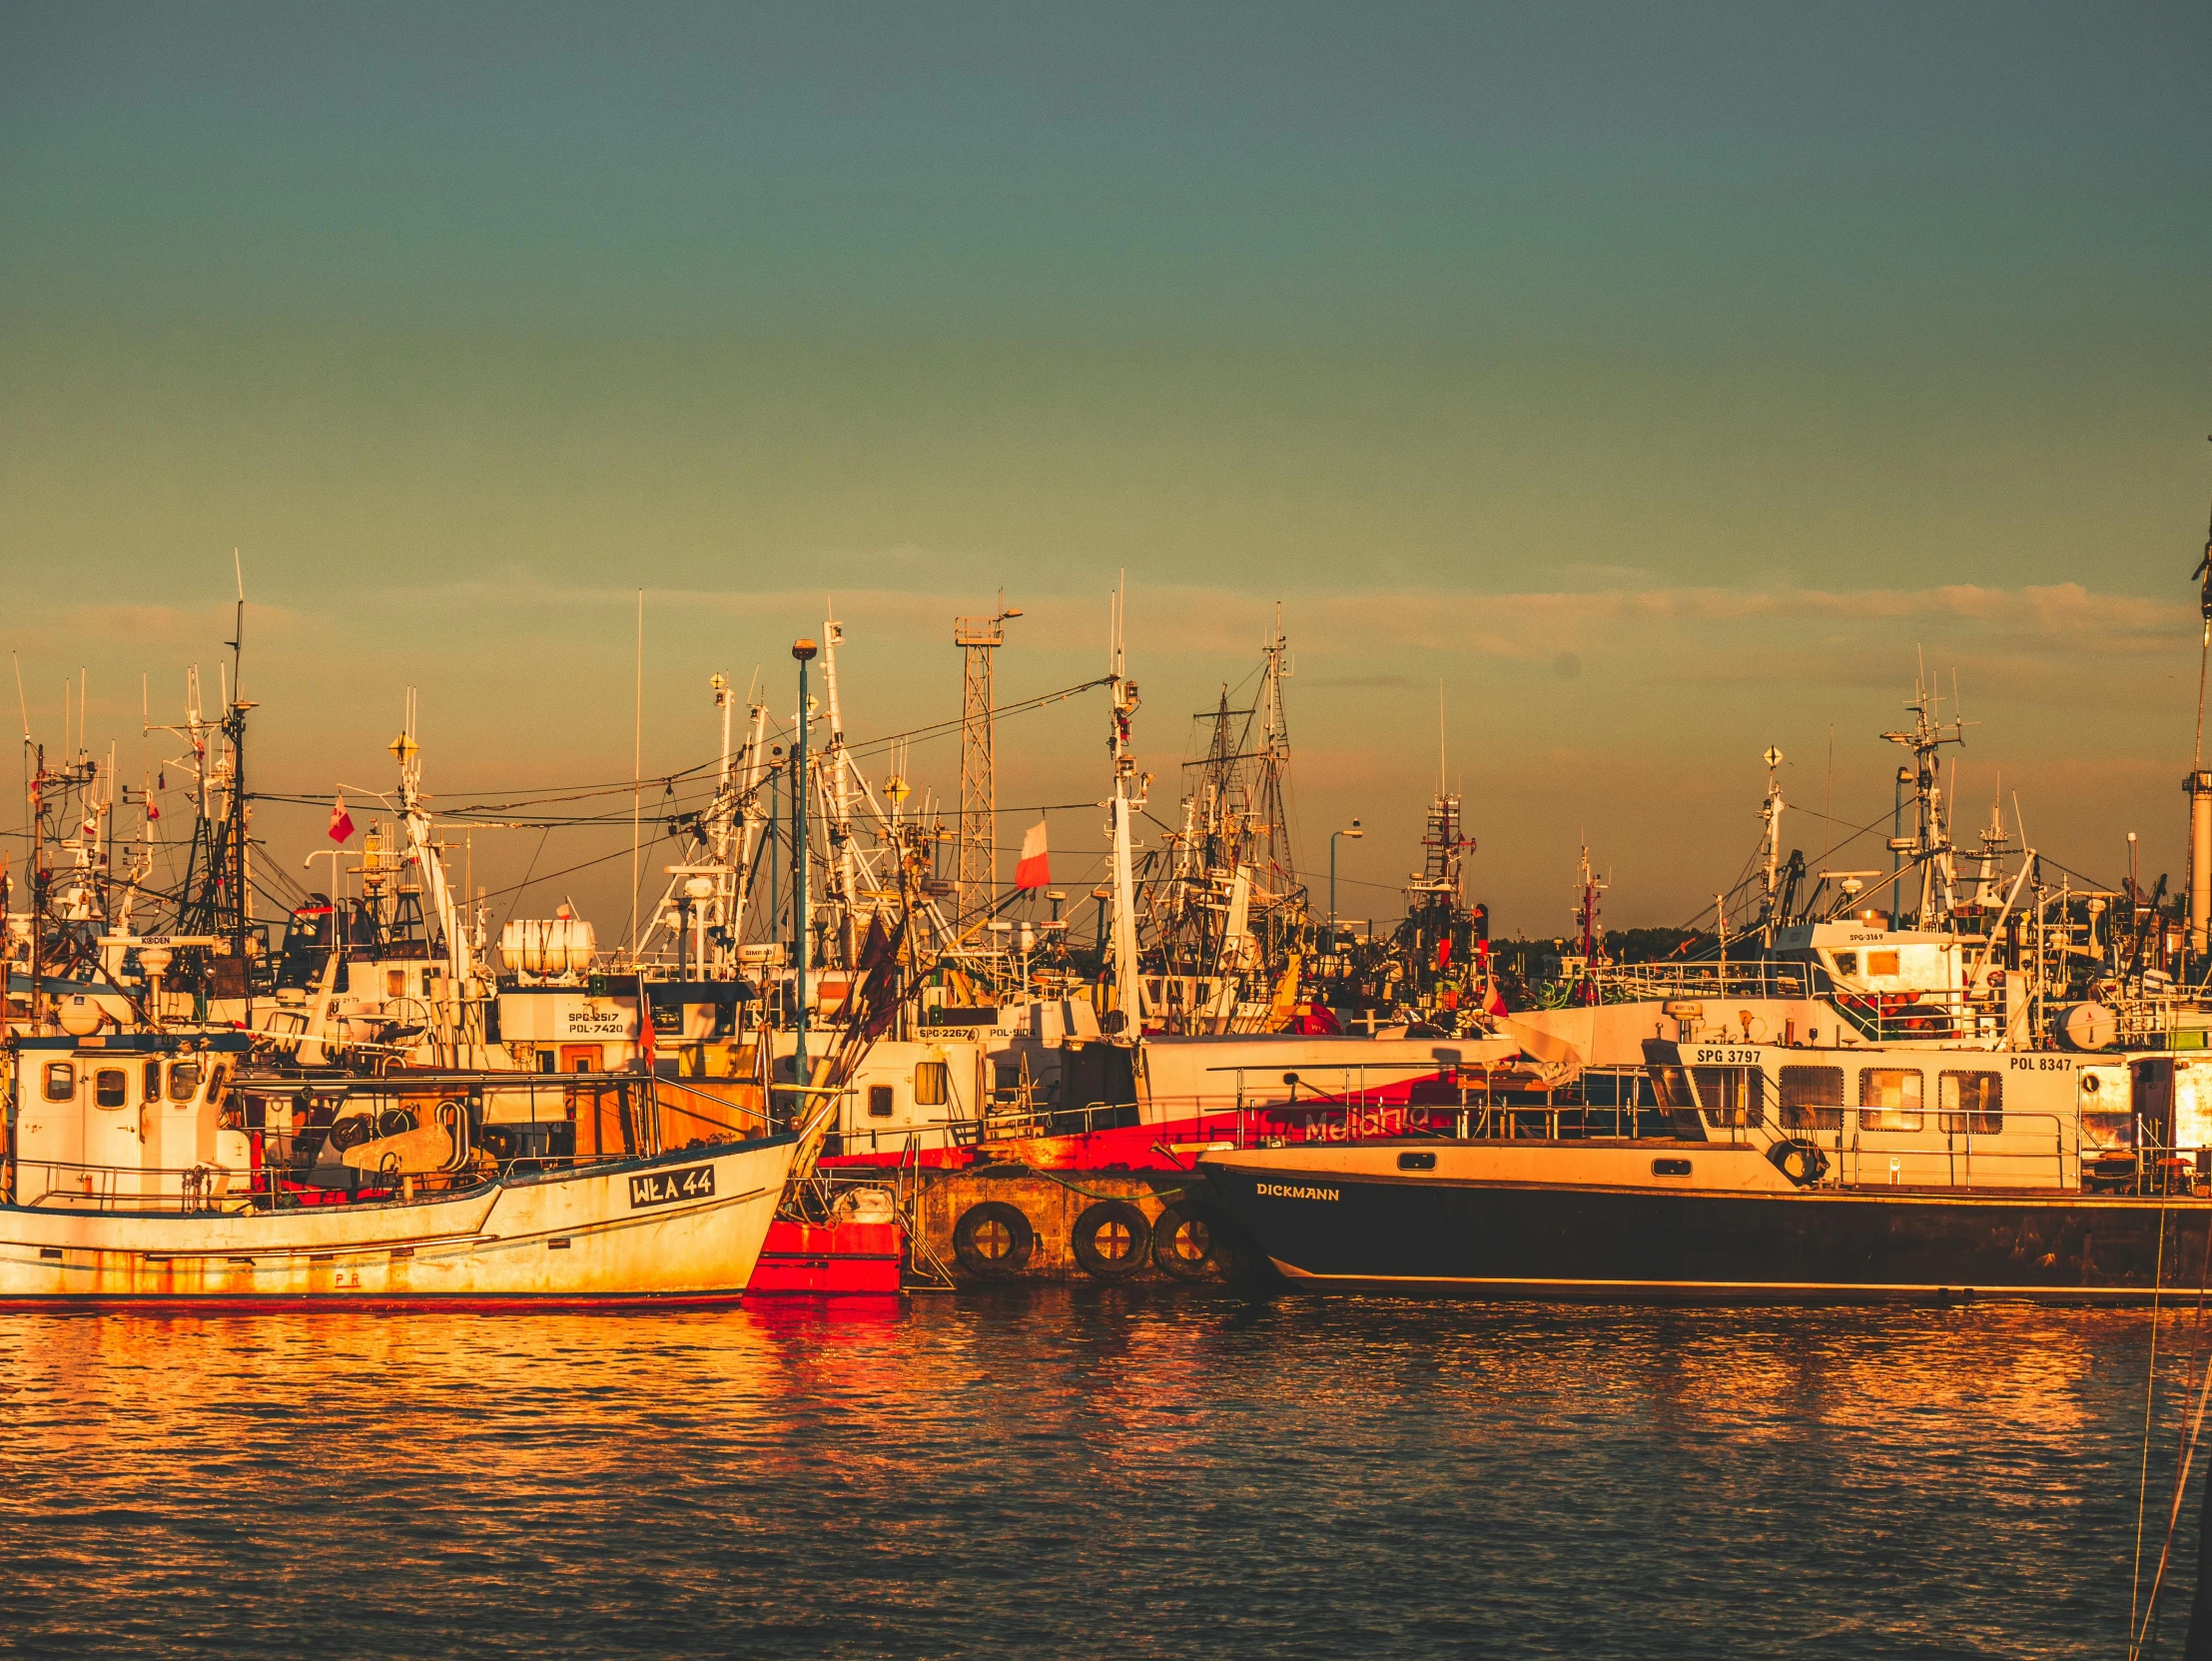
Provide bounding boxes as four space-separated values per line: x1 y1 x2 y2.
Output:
952 1201 1036 1279
1071 1200 1152 1279
326 1114 375 1153
1767 1139 1831 1187
1149 1201 1226 1280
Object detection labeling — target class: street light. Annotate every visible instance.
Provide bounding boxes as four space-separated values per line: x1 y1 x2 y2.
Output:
1330 821 1364 951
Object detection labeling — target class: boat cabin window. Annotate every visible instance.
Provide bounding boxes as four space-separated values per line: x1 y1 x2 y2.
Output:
1692 1067 1765 1128
42 1062 74 1102
1833 952 1858 977
914 1062 950 1107
868 1085 895 1119
144 1060 162 1102
1859 1069 1923 1133
386 969 407 1000
1780 1066 1843 1131
169 1063 203 1103
1865 951 1900 978
1938 1071 2002 1136
94 1068 128 1109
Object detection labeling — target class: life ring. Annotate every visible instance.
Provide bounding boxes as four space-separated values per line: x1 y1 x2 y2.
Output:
1149 1201 1226 1280
1071 1200 1151 1278
952 1201 1036 1278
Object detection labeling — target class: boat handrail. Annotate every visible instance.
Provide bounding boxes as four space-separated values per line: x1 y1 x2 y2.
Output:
1585 962 1816 1002
647 1073 771 1134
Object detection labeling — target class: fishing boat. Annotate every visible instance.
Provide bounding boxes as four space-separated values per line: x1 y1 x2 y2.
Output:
0 1028 798 1307
1198 1037 2212 1299
1203 521 2212 1300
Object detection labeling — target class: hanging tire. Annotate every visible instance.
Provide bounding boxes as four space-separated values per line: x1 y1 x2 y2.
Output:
1071 1201 1151 1278
953 1201 1036 1278
1150 1201 1226 1280
1767 1140 1831 1187
326 1114 375 1153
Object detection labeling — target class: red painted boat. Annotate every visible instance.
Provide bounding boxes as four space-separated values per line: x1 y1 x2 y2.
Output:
746 1218 903 1295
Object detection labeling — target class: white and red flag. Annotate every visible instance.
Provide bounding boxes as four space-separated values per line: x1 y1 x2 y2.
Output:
1015 819 1051 890
329 794 355 843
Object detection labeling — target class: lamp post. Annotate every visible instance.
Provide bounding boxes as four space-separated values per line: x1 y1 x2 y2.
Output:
1329 821 1364 951
791 637 818 1110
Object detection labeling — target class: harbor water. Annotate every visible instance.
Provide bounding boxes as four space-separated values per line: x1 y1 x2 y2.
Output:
1 1293 2201 1658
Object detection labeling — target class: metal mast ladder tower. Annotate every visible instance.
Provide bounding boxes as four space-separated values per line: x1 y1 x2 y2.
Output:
954 599 1020 924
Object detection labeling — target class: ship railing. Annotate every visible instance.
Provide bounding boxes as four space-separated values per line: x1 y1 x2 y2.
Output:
1675 1103 2078 1191
969 1086 1657 1155
1828 992 2006 1045
2110 997 2212 1047
778 1162 922 1223
9 1156 312 1215
241 1070 770 1165
2076 1134 2212 1199
1587 962 1814 1003
646 1074 772 1138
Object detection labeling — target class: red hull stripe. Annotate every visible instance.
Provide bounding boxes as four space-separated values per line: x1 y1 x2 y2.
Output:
0 1292 754 1313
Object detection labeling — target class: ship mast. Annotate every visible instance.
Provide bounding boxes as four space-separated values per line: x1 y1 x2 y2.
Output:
390 689 474 1062
1757 746 1786 944
1106 579 1145 1030
1879 671 1968 931
1573 845 1607 1007
2186 485 2212 966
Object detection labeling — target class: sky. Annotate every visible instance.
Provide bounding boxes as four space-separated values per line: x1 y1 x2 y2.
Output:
3 2 2209 941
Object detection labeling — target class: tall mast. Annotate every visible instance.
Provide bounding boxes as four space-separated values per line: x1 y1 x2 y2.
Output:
1254 608 1295 904
955 594 1020 926
1759 746 1786 943
1107 579 1145 1027
2187 478 2212 962
1880 670 1968 932
821 608 857 963
391 689 472 1060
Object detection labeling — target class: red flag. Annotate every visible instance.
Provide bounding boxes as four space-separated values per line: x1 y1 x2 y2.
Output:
329 794 355 843
147 801 160 822
1015 819 1050 890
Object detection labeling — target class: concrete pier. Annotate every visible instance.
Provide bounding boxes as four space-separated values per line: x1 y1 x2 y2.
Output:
905 1164 1247 1285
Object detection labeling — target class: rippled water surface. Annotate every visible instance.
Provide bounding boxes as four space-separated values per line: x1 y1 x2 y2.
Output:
2 1292 2205 1658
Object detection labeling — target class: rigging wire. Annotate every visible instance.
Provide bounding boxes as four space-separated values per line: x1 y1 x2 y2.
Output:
2131 1218 2212 1657
2133 1203 2175 1654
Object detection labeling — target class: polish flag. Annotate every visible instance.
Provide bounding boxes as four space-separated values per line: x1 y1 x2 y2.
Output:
1015 820 1051 890
329 794 355 843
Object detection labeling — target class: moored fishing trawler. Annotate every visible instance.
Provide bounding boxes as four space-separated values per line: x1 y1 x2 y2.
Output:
1 1028 799 1307
1202 500 2212 1300
1200 1038 2212 1299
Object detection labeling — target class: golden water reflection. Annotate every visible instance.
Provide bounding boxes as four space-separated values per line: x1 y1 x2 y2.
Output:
0 1294 2191 1658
